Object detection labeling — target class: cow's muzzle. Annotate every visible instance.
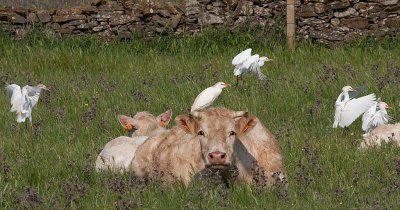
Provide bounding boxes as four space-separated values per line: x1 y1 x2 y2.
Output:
207 151 230 169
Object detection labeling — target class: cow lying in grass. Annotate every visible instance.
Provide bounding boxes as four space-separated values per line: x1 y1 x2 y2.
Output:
131 107 287 189
360 123 400 149
95 110 172 172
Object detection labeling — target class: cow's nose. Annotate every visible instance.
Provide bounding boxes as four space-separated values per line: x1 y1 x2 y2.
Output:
207 151 227 165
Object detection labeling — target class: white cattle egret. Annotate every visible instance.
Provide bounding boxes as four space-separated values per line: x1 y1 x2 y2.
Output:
362 100 391 134
333 85 376 128
191 82 231 112
232 48 272 85
5 84 49 123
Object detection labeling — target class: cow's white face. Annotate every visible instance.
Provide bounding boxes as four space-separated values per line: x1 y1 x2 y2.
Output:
176 111 250 170
196 115 237 169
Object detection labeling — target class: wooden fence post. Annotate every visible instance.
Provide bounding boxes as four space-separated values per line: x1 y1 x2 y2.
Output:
287 0 295 50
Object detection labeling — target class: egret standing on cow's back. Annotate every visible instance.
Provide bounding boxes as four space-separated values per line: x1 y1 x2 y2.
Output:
5 83 49 123
232 48 272 85
191 82 231 112
333 85 376 128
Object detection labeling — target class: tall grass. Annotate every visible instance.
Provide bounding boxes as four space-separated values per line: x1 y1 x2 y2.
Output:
0 29 400 209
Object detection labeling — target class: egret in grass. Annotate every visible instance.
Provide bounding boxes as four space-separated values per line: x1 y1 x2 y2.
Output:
5 83 49 124
232 48 272 85
191 82 231 112
333 85 376 128
362 99 391 134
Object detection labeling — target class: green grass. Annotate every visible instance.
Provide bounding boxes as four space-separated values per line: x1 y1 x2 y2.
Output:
0 29 400 209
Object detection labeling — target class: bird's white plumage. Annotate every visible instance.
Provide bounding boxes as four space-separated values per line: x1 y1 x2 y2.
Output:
232 48 252 66
26 85 41 108
232 49 271 80
362 101 390 133
242 54 259 69
191 82 230 112
333 86 376 128
362 101 377 131
5 84 47 123
242 55 268 80
6 84 23 113
232 49 252 76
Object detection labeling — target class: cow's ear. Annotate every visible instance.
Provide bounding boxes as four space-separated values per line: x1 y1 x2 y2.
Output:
118 115 137 132
157 109 173 128
236 116 257 133
175 114 197 133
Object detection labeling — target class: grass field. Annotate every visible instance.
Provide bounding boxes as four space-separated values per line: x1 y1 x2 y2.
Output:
0 28 400 209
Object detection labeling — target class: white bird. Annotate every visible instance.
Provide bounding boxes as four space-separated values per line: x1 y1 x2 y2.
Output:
5 84 49 123
191 82 231 112
333 85 376 128
232 48 272 85
362 100 391 134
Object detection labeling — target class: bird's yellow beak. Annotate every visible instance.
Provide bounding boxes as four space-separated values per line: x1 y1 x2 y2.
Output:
387 105 392 109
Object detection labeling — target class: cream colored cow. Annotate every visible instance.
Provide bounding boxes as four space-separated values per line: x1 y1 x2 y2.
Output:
131 107 287 189
131 109 246 185
95 110 172 172
360 123 400 149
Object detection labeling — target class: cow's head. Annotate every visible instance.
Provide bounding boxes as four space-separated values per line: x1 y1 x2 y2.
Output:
118 109 173 137
175 110 247 169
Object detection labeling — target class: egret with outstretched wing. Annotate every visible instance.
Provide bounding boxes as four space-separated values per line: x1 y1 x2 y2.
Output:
242 55 271 81
362 100 391 133
232 48 272 85
5 84 49 123
333 85 376 128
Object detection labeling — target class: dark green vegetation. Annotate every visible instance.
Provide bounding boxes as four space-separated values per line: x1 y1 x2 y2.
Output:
0 28 400 209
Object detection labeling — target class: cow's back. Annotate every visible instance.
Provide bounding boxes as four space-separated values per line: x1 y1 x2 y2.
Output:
96 136 148 172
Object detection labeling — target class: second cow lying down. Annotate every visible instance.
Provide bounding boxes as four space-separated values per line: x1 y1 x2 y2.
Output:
95 110 172 172
360 123 400 149
131 107 287 189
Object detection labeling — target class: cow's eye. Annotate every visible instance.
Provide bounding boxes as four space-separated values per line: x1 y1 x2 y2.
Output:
197 130 205 136
229 131 236 136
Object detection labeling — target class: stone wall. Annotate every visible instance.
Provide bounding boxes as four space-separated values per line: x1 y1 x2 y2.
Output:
298 0 400 46
0 0 399 45
0 0 286 41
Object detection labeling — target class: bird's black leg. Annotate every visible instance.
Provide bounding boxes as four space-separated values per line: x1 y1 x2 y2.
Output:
235 75 239 86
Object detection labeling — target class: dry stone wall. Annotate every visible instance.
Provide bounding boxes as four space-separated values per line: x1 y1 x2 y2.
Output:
298 0 400 46
0 0 399 46
0 0 286 41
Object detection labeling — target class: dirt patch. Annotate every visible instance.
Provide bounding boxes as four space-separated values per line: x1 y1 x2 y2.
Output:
15 187 43 209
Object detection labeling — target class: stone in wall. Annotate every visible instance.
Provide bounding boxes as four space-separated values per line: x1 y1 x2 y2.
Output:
341 17 369 29
53 15 86 23
36 11 52 23
199 12 224 25
309 28 344 49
